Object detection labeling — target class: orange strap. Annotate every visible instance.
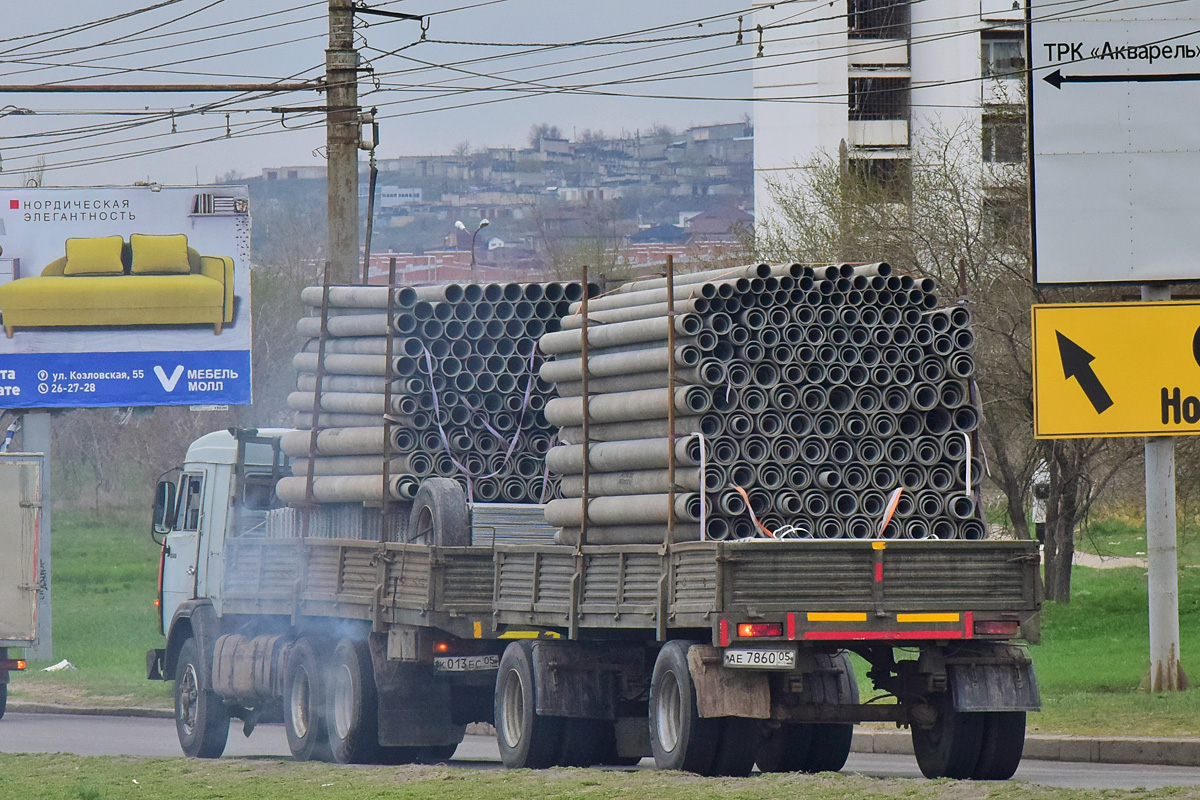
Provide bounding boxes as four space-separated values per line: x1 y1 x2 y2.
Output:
730 483 776 539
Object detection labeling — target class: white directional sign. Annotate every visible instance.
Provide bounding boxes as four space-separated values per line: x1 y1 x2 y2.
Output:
1030 1 1200 284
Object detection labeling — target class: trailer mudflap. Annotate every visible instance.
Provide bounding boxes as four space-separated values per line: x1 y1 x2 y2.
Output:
948 645 1041 712
531 641 638 719
146 648 166 681
687 645 770 720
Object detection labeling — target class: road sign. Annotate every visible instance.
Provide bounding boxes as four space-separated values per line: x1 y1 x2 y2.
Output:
1029 1 1200 284
1033 302 1200 438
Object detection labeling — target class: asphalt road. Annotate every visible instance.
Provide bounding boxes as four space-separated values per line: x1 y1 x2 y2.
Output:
0 712 1196 790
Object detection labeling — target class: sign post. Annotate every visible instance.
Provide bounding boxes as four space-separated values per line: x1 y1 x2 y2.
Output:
1029 0 1200 689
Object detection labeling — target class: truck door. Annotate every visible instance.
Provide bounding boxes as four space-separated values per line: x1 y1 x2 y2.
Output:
161 470 207 625
0 456 40 644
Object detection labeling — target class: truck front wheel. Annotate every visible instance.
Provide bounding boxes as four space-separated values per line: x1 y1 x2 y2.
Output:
285 638 331 762
495 641 562 768
174 637 230 758
649 640 720 775
326 639 380 764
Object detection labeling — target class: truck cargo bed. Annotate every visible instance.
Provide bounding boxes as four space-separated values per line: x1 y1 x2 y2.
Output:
493 539 1042 641
222 537 495 640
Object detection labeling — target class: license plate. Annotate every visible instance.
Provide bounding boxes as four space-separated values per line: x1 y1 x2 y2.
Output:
434 654 500 672
723 648 796 670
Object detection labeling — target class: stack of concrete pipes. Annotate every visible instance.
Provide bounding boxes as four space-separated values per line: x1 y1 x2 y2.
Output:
275 281 586 506
539 262 985 545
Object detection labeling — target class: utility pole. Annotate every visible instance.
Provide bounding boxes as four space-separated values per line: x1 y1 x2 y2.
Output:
327 0 359 284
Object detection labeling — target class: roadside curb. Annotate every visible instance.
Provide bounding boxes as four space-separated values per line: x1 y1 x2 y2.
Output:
11 705 1200 768
853 729 1200 768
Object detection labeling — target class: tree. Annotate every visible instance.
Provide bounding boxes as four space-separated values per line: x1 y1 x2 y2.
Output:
757 121 1136 602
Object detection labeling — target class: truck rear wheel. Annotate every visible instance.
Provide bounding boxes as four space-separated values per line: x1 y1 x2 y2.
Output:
972 711 1025 780
756 651 857 774
911 692 986 779
495 641 563 768
174 637 230 758
326 639 380 764
649 640 720 775
408 478 470 547
285 638 331 762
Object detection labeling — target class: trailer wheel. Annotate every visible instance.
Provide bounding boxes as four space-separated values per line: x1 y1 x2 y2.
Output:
174 637 230 758
326 639 380 764
911 692 986 779
408 478 470 547
559 718 613 767
756 722 813 772
414 744 459 763
802 652 859 773
285 638 330 762
649 640 720 775
495 641 563 768
972 711 1026 780
711 717 760 777
757 651 857 774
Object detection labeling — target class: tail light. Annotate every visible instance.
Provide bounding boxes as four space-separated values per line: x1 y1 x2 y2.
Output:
974 619 1020 637
737 623 784 638
1 659 26 671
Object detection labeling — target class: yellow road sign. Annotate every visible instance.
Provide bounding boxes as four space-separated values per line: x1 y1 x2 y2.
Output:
1033 302 1200 438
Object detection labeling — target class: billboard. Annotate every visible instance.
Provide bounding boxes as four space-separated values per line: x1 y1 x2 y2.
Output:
0 186 252 408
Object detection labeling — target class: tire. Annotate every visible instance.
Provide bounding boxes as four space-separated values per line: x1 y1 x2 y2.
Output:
802 652 859 773
408 478 470 546
559 718 612 767
174 637 230 759
911 692 986 779
756 722 813 773
414 744 459 763
495 641 563 768
326 639 380 764
972 711 1026 780
285 638 329 762
649 640 720 775
756 651 857 774
710 717 760 777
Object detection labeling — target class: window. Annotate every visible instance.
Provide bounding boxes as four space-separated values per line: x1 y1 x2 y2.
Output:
982 30 1025 79
847 158 912 202
983 107 1025 163
849 77 910 121
848 0 910 39
984 187 1028 235
175 474 204 531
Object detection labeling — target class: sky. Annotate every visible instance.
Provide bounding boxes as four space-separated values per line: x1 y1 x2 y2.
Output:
0 1 760 187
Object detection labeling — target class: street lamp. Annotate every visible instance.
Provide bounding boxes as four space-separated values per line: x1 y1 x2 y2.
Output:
454 218 489 283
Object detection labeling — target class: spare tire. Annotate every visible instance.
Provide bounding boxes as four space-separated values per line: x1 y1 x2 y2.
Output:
408 478 470 546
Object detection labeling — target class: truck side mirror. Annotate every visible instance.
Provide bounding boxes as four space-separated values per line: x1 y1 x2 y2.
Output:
153 479 177 537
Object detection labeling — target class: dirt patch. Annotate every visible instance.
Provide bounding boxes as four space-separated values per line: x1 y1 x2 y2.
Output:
1073 551 1147 570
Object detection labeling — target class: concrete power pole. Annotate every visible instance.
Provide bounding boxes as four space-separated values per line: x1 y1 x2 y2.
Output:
327 0 360 284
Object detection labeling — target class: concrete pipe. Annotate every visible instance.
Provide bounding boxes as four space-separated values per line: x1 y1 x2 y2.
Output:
757 410 785 438
718 490 747 516
949 353 975 378
276 474 416 504
897 412 923 437
829 439 854 465
845 516 874 540
788 463 812 489
814 412 840 438
300 285 398 309
546 436 699 474
290 453 432 478
802 437 830 465
711 438 738 465
550 367 707 398
953 407 979 432
553 524 702 546
566 279 726 316
538 343 700 383
816 517 844 540
787 413 813 437
287 391 410 417
546 386 711 427
611 262 787 296
916 491 944 518
940 381 967 408
887 438 913 464
899 465 925 491
543 493 701 527
869 413 898 438
815 469 841 491
931 519 957 540
558 297 709 330
539 313 701 355
914 437 941 465
843 464 869 491
831 490 858 516
960 520 986 540
927 465 955 492
293 352 392 377
730 519 756 540
556 414 717 444
775 490 803 516
281 427 390 458
803 492 830 517
860 490 886 518
747 489 772 516
941 433 967 460
870 464 897 490
894 491 916 518
558 467 704 497
948 494 976 520
924 408 953 435
295 374 411 395
475 477 502 502
729 464 755 488
741 434 770 462
919 359 947 383
904 519 932 540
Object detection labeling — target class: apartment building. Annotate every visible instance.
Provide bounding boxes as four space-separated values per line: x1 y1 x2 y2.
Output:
752 0 1026 224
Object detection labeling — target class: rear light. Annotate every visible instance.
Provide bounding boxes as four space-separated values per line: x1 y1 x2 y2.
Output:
434 642 450 653
737 623 784 638
1 659 26 671
974 619 1020 637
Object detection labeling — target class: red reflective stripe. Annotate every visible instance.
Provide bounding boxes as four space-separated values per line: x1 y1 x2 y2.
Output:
964 611 974 639
874 562 884 582
803 630 964 641
786 612 796 640
719 618 730 647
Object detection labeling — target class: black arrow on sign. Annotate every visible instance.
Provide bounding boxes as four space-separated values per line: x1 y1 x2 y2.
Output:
1056 331 1113 414
1044 68 1200 89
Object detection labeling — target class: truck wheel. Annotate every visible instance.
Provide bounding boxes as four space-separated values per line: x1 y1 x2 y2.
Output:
559 718 612 767
408 478 470 547
649 640 720 775
972 711 1026 780
285 638 329 762
911 692 985 779
174 637 230 758
495 641 563 768
802 652 859 773
414 744 459 763
711 717 760 777
756 722 812 772
326 639 380 764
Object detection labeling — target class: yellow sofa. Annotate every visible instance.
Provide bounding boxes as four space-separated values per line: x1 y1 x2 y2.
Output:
0 234 234 337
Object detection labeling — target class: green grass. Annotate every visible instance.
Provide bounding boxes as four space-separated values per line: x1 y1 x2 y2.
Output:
10 509 171 707
0 753 1187 800
15 509 1200 739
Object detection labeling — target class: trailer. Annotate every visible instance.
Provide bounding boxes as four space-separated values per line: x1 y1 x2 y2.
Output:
148 428 1040 778
0 453 42 720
